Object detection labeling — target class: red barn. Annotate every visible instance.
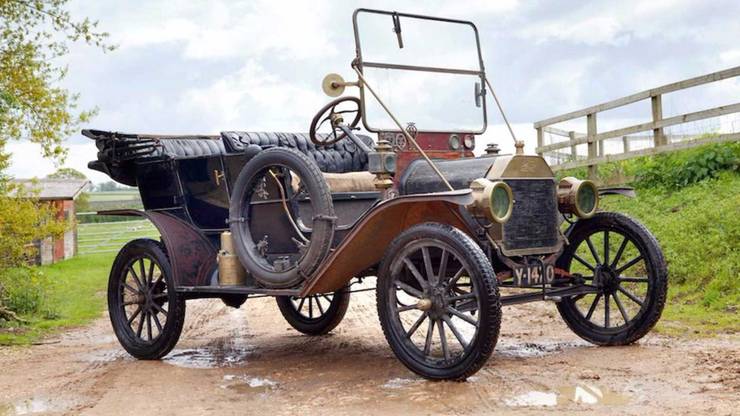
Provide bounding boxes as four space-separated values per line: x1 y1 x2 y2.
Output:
12 179 90 265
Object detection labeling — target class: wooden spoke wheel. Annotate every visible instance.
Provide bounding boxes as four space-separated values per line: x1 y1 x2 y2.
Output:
557 212 668 345
276 287 350 335
108 239 185 359
377 223 501 381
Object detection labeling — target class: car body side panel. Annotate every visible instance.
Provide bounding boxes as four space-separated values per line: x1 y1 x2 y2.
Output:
300 190 474 295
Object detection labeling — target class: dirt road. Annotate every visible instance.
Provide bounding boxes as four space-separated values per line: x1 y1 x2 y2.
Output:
1 281 737 415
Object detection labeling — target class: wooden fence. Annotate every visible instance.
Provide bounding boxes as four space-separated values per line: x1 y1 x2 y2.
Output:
78 219 158 255
534 65 740 178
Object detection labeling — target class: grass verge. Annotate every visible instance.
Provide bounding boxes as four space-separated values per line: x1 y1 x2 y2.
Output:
0 253 114 345
599 172 739 335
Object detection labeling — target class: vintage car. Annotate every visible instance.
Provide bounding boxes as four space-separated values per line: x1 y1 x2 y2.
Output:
85 9 667 380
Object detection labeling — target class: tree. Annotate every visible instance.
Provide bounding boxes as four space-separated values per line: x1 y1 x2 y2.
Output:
0 0 113 162
0 0 112 322
46 167 87 180
95 181 125 192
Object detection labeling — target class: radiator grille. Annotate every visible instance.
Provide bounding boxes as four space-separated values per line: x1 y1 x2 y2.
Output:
502 179 559 253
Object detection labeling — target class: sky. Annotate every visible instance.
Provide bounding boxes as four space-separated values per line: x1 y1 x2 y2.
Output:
7 0 740 183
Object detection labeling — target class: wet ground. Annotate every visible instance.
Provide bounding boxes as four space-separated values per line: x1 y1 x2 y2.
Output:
0 283 737 415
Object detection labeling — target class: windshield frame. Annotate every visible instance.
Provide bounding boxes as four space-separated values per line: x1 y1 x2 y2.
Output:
352 8 488 134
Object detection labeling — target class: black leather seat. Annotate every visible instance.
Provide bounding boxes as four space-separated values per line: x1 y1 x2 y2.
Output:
156 138 225 158
220 132 372 173
84 129 373 174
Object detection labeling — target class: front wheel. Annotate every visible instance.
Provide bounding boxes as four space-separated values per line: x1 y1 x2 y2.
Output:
108 239 185 359
556 212 668 345
377 223 501 381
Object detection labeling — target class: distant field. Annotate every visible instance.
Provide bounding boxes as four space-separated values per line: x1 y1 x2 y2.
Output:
77 219 159 255
82 191 144 220
87 191 141 202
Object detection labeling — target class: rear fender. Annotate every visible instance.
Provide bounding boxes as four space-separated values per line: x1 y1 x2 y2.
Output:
100 210 217 287
300 190 475 295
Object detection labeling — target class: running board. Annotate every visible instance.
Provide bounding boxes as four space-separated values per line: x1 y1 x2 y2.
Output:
176 285 301 298
500 285 598 306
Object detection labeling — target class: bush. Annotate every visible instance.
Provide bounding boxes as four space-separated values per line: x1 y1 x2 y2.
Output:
0 181 68 322
633 142 740 189
557 141 740 189
0 268 52 317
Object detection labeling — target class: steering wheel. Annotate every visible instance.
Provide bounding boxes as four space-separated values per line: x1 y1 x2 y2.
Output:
309 96 362 146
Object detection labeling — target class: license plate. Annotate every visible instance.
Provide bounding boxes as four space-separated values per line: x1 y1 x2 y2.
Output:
513 264 555 287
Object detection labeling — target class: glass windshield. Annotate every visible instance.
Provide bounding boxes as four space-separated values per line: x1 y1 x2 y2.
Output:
354 10 486 133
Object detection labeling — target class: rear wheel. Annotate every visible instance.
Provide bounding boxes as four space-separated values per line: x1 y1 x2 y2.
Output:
108 239 185 359
557 212 667 345
377 223 501 381
276 287 350 335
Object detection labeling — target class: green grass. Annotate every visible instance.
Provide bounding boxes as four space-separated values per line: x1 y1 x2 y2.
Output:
0 253 114 345
599 172 739 335
0 220 158 345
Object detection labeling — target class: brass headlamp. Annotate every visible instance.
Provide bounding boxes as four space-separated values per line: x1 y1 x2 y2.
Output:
468 178 513 224
557 177 599 218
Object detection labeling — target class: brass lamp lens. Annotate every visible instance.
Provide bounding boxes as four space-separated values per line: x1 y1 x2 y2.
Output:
577 182 597 216
488 182 513 223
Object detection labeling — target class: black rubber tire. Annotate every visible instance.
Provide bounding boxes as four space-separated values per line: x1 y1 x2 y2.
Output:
229 147 335 288
556 212 668 346
377 223 501 381
276 287 350 335
108 239 185 360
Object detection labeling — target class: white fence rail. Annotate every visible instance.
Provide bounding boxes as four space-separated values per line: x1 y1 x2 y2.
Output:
77 220 158 255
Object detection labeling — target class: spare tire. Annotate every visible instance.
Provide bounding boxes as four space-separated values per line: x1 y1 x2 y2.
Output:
229 147 335 288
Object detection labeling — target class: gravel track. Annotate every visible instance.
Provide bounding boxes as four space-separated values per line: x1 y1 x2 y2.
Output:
0 283 737 415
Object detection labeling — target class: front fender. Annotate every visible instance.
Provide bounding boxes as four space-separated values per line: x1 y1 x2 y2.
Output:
300 190 475 295
599 186 636 198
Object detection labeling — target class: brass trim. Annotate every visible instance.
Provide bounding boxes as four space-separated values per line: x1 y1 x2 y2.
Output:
557 177 599 218
213 169 225 186
218 232 247 286
467 178 513 224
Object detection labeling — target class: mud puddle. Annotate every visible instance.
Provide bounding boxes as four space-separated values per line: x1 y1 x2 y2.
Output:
76 348 128 363
381 377 424 389
163 344 254 369
496 340 592 358
220 374 279 395
504 384 629 407
0 396 77 415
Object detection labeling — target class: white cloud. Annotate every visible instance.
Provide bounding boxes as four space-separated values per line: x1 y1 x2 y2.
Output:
516 0 735 46
528 16 626 46
6 141 108 183
178 59 326 131
435 0 520 17
720 49 740 65
113 0 337 61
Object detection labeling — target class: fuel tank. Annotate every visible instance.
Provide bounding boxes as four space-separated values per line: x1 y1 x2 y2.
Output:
397 155 498 195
